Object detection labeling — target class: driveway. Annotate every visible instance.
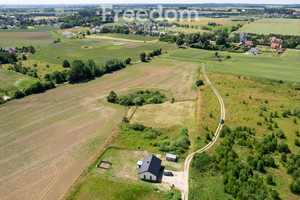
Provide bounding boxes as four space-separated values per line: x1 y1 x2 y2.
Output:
161 171 184 192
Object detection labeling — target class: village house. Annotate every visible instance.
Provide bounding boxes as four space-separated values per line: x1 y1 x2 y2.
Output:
244 41 253 47
138 155 162 182
250 48 259 55
239 33 247 42
271 43 280 49
269 37 283 43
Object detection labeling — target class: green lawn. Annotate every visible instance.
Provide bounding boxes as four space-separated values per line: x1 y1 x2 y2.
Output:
30 38 176 66
236 18 300 35
0 69 38 92
162 48 300 82
65 176 165 200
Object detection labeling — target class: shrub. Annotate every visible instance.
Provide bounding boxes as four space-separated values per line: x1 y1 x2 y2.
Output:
295 139 300 147
257 122 262 126
260 105 267 111
265 174 275 185
195 79 204 87
191 152 211 172
276 129 286 139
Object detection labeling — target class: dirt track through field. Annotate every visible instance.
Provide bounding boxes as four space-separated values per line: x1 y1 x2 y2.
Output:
0 58 198 200
87 35 159 43
182 64 226 200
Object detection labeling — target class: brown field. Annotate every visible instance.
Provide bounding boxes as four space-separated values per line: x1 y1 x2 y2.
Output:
0 58 198 200
0 32 53 45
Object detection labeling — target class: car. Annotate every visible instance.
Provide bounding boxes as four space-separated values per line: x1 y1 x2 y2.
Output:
220 119 225 124
164 171 174 176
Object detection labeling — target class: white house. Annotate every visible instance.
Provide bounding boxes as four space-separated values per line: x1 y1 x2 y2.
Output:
250 48 259 55
138 155 162 182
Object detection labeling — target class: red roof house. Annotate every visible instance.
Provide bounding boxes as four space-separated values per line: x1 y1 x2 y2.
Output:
271 43 280 49
245 41 253 46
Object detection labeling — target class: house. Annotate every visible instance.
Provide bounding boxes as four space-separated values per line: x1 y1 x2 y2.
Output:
245 41 253 47
275 38 283 44
4 47 16 52
269 37 277 42
130 30 137 34
62 31 69 36
239 33 247 42
165 154 177 162
138 155 162 182
250 48 259 55
271 43 280 49
269 37 283 44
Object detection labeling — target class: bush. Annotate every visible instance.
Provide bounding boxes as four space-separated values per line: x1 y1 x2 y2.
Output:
260 105 267 111
191 152 211 172
195 79 204 87
265 174 275 185
295 139 300 147
62 60 70 68
289 179 300 194
276 129 286 139
277 141 290 153
140 52 146 62
257 122 262 125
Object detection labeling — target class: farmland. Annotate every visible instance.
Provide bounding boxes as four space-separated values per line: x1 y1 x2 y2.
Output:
237 18 300 35
0 58 198 200
0 32 54 47
162 48 300 82
29 38 176 66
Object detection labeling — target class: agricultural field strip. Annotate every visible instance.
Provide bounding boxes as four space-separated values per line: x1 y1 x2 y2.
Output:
182 64 226 200
1 108 113 200
87 35 159 43
0 59 197 199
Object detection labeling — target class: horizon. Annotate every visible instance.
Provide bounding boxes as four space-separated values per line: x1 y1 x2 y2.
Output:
0 0 300 5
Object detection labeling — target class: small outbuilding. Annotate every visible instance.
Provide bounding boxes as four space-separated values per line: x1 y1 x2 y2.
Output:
138 155 162 182
165 154 177 162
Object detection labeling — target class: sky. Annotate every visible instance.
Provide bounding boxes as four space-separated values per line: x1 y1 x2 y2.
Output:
0 0 299 5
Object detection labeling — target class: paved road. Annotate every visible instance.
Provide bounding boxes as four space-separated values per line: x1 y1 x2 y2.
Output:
182 64 226 200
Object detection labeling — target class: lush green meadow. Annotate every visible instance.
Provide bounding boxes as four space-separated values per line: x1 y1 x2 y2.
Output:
237 18 300 35
29 38 176 66
190 69 300 200
65 175 165 200
0 69 38 92
162 48 300 82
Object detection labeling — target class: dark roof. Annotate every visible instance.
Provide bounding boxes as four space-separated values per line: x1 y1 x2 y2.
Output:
138 155 162 176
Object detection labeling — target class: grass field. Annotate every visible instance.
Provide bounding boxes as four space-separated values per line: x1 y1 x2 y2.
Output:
0 58 197 200
0 69 38 92
29 38 176 66
236 18 300 35
99 33 159 41
162 48 300 82
190 68 300 200
65 175 165 200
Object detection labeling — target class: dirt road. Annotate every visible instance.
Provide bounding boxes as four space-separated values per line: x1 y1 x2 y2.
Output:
86 35 159 43
182 64 226 200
